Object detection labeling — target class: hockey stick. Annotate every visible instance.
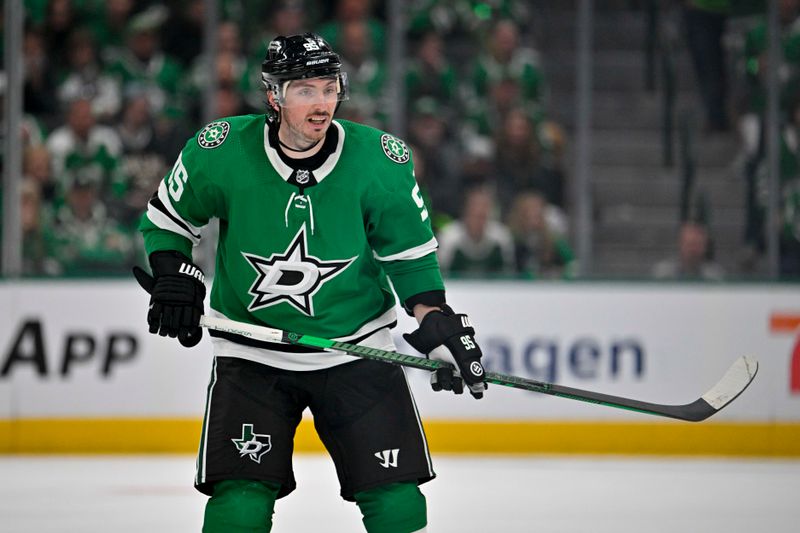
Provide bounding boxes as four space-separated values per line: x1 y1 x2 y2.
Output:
198 315 758 422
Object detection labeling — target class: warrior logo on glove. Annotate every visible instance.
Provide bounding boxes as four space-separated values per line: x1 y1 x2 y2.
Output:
469 361 484 377
133 251 207 348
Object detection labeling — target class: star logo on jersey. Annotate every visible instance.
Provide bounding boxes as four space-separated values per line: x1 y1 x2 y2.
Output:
242 225 355 316
231 424 272 463
381 134 410 164
197 121 230 149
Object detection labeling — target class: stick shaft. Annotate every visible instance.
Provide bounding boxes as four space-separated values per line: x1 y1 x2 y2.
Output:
199 315 757 422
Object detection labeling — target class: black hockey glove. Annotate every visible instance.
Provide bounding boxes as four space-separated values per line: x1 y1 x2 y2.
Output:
403 305 487 399
132 251 206 348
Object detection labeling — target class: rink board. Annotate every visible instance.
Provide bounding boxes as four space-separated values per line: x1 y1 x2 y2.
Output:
0 280 798 455
1 418 799 456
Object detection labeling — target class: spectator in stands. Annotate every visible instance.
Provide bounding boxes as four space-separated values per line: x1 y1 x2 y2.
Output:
185 20 250 122
738 0 800 157
775 93 800 277
42 0 81 80
738 2 800 267
257 0 314 43
741 81 800 271
408 141 451 233
408 1 533 66
317 0 386 58
407 97 463 219
115 92 169 226
536 120 569 202
652 221 725 281
470 19 545 117
337 19 386 126
214 51 247 102
507 191 575 279
20 179 51 276
781 179 800 276
87 0 136 64
244 0 320 54
161 0 205 67
44 168 135 277
107 6 184 118
493 106 564 215
46 97 123 187
437 186 515 276
23 145 57 205
241 1 315 111
2 77 47 150
460 135 497 190
463 75 534 154
405 29 457 107
57 28 122 123
682 0 732 133
215 86 248 118
23 27 59 126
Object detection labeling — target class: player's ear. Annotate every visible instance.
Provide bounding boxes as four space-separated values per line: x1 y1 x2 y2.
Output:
266 92 280 114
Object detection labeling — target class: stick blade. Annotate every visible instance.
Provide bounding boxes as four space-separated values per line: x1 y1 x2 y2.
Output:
700 355 759 413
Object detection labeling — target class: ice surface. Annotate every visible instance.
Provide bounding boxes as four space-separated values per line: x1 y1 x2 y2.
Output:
0 454 797 532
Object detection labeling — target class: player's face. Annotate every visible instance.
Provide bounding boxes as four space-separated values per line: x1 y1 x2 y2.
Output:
278 77 339 149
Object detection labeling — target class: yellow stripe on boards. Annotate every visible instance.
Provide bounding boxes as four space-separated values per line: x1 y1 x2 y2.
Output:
1 419 798 457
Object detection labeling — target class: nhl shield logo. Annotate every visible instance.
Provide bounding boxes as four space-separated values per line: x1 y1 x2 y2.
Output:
198 121 230 149
380 134 410 164
296 169 310 184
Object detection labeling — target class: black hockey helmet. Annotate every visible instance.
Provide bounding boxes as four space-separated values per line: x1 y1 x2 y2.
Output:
261 33 348 115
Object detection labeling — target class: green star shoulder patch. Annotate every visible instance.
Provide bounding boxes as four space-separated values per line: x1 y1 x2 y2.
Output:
380 134 410 164
198 121 230 149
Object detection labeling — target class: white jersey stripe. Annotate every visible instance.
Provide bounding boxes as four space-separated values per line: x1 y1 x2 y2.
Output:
195 357 218 486
208 307 398 371
146 202 201 244
373 237 438 262
402 367 435 477
156 179 204 236
314 121 345 180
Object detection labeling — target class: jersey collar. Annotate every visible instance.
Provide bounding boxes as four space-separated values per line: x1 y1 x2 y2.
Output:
263 119 345 183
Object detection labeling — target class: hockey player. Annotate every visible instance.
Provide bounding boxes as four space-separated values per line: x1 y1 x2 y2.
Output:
132 33 486 533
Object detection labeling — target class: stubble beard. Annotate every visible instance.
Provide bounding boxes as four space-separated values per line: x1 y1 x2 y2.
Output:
281 109 331 151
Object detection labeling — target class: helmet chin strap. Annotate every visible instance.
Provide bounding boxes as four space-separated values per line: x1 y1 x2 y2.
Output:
278 136 323 153
270 102 325 153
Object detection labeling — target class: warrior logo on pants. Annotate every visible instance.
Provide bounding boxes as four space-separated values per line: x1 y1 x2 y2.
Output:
231 424 272 463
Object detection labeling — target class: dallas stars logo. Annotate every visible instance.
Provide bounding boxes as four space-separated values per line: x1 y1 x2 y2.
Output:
231 424 272 463
197 121 230 149
242 225 355 316
381 134 410 164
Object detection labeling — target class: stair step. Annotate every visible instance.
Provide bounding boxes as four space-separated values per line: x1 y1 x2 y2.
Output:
597 204 746 225
523 2 751 279
586 129 740 167
549 91 703 130
594 223 745 248
591 167 747 208
536 5 653 51
543 49 698 93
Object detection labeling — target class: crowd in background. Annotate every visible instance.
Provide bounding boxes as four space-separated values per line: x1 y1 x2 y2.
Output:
732 0 800 277
2 0 799 281
4 0 575 280
675 0 800 280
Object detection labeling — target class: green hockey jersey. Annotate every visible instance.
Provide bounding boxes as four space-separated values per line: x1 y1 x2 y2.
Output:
139 115 443 369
